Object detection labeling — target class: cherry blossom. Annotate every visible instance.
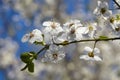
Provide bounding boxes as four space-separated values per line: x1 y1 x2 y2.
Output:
93 1 112 20
21 29 43 44
80 46 102 61
56 20 86 42
42 45 65 63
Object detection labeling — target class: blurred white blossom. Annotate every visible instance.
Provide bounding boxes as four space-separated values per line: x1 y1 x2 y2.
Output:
93 1 112 20
0 38 18 68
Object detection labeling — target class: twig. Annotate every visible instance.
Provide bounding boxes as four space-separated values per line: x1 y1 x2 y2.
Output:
113 0 120 8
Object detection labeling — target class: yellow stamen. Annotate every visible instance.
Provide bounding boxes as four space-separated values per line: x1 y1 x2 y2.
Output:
88 52 94 57
51 22 56 29
89 26 93 31
110 17 115 23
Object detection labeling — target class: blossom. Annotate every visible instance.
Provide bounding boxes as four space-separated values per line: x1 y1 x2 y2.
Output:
55 20 86 42
21 29 43 44
41 45 65 63
80 46 102 61
42 21 63 36
93 1 112 20
82 22 98 38
63 19 83 28
111 21 120 36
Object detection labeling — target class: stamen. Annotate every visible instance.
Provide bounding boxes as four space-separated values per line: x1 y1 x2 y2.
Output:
88 52 94 57
52 53 58 59
51 22 56 29
89 26 93 31
69 23 74 27
100 8 106 14
115 27 120 31
30 32 34 38
70 29 75 34
110 17 114 23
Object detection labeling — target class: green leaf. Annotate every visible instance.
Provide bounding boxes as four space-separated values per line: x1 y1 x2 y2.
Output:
34 41 46 46
99 36 108 39
116 14 120 20
61 41 69 45
20 52 31 63
29 51 37 60
28 62 34 73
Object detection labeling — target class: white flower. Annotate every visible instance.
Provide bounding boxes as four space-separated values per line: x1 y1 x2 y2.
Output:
63 19 83 27
42 21 63 36
42 45 65 63
21 29 43 44
56 20 86 42
93 1 112 20
80 46 102 61
112 21 120 36
83 22 98 38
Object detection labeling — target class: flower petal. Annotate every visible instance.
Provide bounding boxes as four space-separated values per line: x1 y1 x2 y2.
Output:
21 34 30 42
83 46 92 54
94 56 102 61
80 55 90 60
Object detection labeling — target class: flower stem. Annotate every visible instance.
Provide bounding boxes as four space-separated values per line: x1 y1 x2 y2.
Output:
36 45 49 56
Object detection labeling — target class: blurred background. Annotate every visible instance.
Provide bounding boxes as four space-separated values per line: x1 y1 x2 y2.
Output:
1 0 120 80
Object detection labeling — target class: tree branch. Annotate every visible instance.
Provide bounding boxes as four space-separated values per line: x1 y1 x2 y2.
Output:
113 0 120 8
54 37 120 45
36 45 49 56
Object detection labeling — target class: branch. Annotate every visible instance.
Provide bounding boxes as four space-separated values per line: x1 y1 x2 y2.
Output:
54 37 120 45
36 45 49 56
113 0 120 8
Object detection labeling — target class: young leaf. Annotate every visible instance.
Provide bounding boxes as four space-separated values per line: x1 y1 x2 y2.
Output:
20 52 31 63
116 14 120 20
28 62 34 73
99 36 108 39
34 41 46 46
29 51 37 59
61 41 69 45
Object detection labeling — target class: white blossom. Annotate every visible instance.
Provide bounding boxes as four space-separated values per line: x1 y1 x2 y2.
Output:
42 45 65 63
21 29 43 44
112 20 120 36
93 1 112 20
80 46 102 61
82 22 98 38
56 20 86 42
42 21 63 36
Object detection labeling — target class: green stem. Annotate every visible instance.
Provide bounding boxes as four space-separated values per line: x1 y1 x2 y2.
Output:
54 37 120 45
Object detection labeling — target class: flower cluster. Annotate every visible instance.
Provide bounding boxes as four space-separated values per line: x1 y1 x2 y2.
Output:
21 1 120 72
